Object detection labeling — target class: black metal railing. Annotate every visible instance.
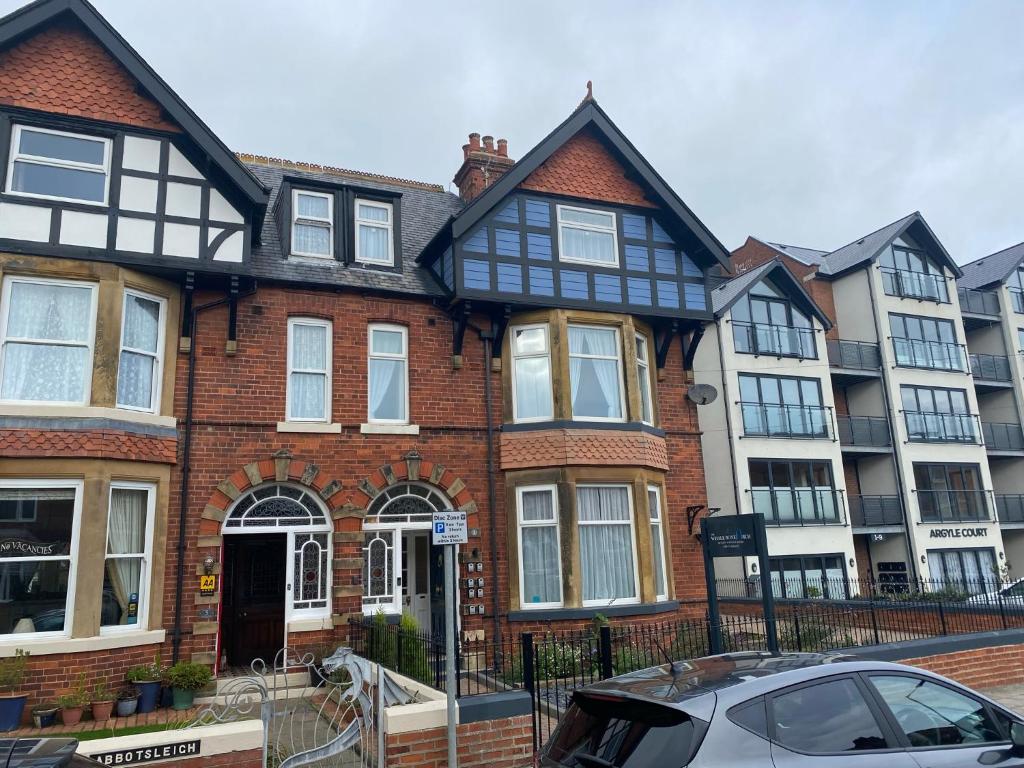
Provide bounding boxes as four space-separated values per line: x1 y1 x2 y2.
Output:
732 321 817 359
881 267 949 302
827 339 882 371
716 576 1010 603
837 414 891 448
739 402 833 439
958 287 1001 316
984 422 1024 452
996 495 1024 525
749 488 845 526
970 353 1012 382
892 337 967 372
916 489 992 523
903 411 980 444
849 495 904 527
1011 288 1024 314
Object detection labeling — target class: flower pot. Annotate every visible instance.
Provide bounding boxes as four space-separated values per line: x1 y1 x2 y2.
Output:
91 700 114 722
115 697 138 717
31 707 57 729
134 681 160 713
60 706 83 726
0 695 27 731
170 687 194 711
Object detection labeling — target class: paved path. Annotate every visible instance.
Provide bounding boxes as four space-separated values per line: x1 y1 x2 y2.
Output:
984 684 1024 712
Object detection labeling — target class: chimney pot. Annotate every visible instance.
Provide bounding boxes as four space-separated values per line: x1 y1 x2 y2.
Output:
496 138 508 157
462 143 471 160
482 135 494 152
468 133 481 150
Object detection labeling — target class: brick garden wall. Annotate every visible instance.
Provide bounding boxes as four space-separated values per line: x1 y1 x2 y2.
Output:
384 715 533 768
903 643 1024 691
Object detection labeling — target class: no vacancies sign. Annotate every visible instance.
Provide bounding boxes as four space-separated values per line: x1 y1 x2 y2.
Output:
929 527 989 539
92 740 200 765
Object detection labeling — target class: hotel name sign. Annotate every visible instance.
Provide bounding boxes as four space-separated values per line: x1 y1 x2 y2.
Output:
928 526 989 540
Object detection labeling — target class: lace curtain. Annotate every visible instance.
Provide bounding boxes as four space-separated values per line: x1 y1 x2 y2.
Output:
289 323 327 419
520 490 560 605
578 486 635 603
117 294 160 409
647 489 666 598
369 329 405 421
568 326 622 419
105 488 147 627
357 204 390 262
561 226 615 264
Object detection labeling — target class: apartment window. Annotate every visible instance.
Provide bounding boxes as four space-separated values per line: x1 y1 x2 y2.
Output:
557 205 618 267
355 200 394 265
900 385 975 443
287 318 331 422
517 486 562 609
511 325 553 422
577 485 637 606
889 313 964 371
0 276 97 404
926 548 996 595
749 459 841 525
738 373 828 438
368 324 408 423
880 241 948 302
102 483 154 631
914 463 988 523
731 279 816 358
116 290 165 412
769 554 846 599
636 333 654 424
291 190 333 258
6 125 111 204
1011 272 1024 314
568 324 624 421
647 485 668 601
0 481 81 636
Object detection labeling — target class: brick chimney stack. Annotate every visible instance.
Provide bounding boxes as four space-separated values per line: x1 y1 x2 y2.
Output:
453 132 515 202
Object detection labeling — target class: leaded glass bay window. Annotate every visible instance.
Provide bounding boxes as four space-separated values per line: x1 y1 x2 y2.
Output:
568 325 624 421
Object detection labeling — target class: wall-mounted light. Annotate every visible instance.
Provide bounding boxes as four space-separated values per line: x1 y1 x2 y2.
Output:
920 555 927 564
849 558 856 568
203 555 217 575
1000 551 1006 560
750 562 758 574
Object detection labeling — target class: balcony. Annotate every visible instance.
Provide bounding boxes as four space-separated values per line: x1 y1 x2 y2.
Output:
827 339 882 381
837 415 892 453
996 495 1024 527
969 353 1012 390
739 402 833 439
1011 288 1024 315
957 287 1001 317
903 411 980 444
881 267 949 303
916 489 991 523
892 338 967 372
983 422 1024 455
733 321 817 359
750 488 846 526
850 495 904 529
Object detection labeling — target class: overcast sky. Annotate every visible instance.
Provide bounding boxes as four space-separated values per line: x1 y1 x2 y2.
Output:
15 0 1024 261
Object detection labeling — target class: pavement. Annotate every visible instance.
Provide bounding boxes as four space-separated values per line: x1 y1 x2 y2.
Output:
986 684 1024 713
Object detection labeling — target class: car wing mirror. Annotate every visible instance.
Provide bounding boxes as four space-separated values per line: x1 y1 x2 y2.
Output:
1011 721 1024 752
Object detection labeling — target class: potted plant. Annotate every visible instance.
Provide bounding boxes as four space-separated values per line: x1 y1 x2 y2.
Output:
0 648 29 731
91 682 115 723
115 686 139 718
126 655 163 714
58 675 88 727
164 662 211 711
30 701 58 729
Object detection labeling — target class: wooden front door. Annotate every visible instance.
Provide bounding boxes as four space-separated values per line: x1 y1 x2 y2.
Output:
223 533 286 667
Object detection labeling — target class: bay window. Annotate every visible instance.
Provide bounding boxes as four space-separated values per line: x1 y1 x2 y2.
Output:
116 290 165 412
636 333 654 424
6 125 111 205
557 205 618 266
511 325 553 422
577 485 638 605
647 485 668 600
291 190 333 258
287 318 331 422
102 483 154 631
517 486 562 608
0 276 97 404
568 324 624 421
355 200 394 265
368 324 408 423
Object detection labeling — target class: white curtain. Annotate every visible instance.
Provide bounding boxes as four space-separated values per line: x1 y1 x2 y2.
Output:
2 282 92 402
647 489 666 597
105 488 147 626
961 552 981 594
568 327 621 419
561 227 615 263
520 491 560 605
369 359 404 420
359 224 389 262
294 223 330 255
117 294 160 409
289 324 327 419
578 487 635 602
514 357 552 420
298 194 329 218
927 552 945 588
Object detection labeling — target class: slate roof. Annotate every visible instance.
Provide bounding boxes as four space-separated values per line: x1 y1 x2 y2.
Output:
711 259 777 314
710 257 832 329
244 160 463 296
816 213 918 277
958 241 1024 290
762 240 829 266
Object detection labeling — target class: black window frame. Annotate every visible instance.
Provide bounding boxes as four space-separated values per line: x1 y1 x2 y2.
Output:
732 279 818 360
880 243 950 303
913 462 989 523
888 313 965 372
899 384 977 444
926 547 998 594
737 373 830 439
748 459 843 526
767 552 848 598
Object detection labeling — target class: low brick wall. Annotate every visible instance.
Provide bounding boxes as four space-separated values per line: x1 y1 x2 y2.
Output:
77 720 263 767
385 714 533 768
903 643 1024 691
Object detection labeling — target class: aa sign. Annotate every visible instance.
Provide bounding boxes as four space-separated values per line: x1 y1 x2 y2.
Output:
199 575 217 596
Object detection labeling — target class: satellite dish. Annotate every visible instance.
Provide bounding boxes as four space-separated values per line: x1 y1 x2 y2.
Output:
687 383 718 405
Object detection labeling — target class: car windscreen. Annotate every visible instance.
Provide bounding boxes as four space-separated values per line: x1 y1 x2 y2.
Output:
542 693 708 768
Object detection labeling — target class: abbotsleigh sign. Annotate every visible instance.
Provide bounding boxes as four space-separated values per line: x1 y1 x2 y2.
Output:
91 740 200 765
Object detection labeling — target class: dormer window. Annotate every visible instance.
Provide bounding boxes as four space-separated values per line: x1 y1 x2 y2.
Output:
6 125 110 205
291 190 333 258
355 200 394 265
556 205 618 267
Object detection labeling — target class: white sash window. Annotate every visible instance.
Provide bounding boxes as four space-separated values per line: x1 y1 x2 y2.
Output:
517 486 562 609
511 325 553 422
577 485 638 606
291 190 334 258
116 290 165 412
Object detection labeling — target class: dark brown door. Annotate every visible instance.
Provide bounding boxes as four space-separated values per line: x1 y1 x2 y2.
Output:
223 534 286 668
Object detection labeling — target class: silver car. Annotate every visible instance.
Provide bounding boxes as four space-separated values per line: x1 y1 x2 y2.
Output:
539 651 1024 767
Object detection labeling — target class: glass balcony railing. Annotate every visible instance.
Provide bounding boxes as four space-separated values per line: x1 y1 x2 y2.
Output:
733 321 817 359
837 415 891 448
983 422 1024 452
957 287 1000 316
881 267 949 303
996 495 1024 524
849 495 904 527
750 488 845 526
969 353 1012 382
892 338 967 372
740 402 833 439
827 339 881 371
903 412 980 444
917 489 991 523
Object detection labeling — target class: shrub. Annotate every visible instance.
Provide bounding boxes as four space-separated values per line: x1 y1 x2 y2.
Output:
535 641 584 680
58 674 88 709
395 613 431 684
165 662 212 692
126 654 163 683
92 681 114 703
0 649 29 694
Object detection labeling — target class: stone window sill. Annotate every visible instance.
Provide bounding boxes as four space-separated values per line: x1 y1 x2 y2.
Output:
276 422 342 434
506 601 679 623
0 629 166 657
360 423 420 435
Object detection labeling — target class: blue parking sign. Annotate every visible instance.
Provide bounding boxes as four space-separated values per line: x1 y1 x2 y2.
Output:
434 522 445 534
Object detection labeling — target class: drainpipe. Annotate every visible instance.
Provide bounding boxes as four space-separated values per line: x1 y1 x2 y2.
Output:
171 281 257 665
481 332 501 643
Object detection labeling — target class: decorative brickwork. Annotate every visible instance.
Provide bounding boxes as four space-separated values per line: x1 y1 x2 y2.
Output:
0 428 177 463
499 428 669 471
0 19 179 132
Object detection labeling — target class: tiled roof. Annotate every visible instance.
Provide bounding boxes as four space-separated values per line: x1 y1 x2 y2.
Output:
958 241 1024 290
762 240 829 266
817 212 919 277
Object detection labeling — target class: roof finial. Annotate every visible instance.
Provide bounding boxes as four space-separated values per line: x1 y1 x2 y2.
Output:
585 80 593 101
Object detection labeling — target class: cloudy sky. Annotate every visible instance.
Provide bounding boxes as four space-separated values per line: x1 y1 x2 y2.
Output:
12 0 1024 261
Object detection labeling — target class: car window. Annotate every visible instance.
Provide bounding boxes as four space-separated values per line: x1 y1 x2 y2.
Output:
869 675 1004 747
1004 581 1024 598
728 698 768 738
771 678 888 753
